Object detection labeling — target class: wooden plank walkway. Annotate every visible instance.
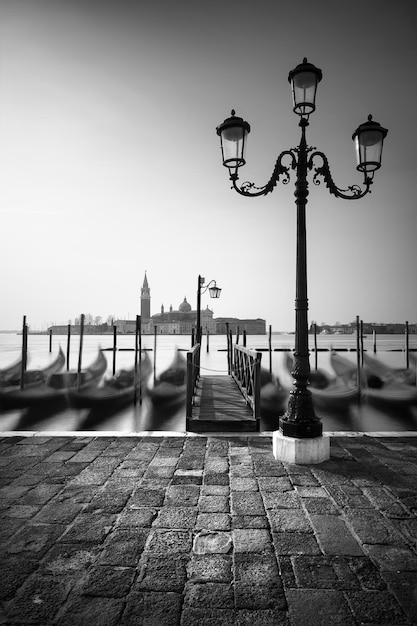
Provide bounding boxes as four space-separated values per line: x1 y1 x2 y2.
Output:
186 375 259 433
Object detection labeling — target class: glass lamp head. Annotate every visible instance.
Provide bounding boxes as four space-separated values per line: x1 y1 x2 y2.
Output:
352 115 388 179
288 58 322 118
208 283 221 298
216 110 250 178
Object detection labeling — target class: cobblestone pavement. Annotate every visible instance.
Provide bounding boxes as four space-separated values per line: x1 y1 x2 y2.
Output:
1 433 417 625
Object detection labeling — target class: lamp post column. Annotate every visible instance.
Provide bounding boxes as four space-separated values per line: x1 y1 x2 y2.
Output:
196 275 202 345
279 119 322 438
216 60 387 463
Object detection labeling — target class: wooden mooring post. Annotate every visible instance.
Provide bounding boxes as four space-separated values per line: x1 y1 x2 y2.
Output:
66 324 71 370
405 320 409 369
268 325 272 373
356 316 361 398
134 315 142 406
77 314 85 391
153 325 157 383
112 325 117 375
20 315 28 390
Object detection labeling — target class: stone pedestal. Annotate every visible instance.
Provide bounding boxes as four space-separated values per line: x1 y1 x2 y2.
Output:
272 431 330 465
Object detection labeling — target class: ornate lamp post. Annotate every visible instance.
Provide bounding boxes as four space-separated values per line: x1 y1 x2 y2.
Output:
216 59 387 463
196 275 221 345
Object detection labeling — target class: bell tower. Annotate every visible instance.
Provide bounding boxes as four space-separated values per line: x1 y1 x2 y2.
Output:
141 272 151 320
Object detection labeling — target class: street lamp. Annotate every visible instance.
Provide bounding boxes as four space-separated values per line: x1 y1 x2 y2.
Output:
216 58 387 463
196 275 221 345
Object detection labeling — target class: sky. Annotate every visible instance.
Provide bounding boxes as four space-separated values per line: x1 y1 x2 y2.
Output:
0 0 416 332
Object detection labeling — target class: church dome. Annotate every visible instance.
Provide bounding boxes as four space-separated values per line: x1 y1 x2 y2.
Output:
179 297 192 313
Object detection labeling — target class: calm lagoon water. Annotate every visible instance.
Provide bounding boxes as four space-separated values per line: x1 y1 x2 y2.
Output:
1 332 416 433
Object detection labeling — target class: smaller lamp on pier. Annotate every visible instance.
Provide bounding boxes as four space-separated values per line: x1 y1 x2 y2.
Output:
196 276 222 346
208 282 221 299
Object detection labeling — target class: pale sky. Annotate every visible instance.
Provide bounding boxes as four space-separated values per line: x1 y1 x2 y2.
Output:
0 0 416 331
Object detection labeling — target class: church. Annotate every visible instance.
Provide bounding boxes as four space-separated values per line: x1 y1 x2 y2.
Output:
135 272 265 335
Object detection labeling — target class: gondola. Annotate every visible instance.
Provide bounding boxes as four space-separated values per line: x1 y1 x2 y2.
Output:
147 350 187 408
0 349 106 411
68 351 152 410
5 347 65 387
330 351 417 408
0 357 28 387
0 348 66 410
362 352 416 386
283 352 358 410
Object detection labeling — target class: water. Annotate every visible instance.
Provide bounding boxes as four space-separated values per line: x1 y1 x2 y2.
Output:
1 332 416 433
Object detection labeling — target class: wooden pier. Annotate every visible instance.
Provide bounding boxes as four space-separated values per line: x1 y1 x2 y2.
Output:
186 375 258 432
186 344 261 433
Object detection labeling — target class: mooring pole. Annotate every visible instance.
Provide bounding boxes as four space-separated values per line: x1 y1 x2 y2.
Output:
268 325 272 374
134 315 142 406
66 324 71 371
405 320 409 369
356 315 361 398
153 325 157 383
112 324 117 375
20 315 27 390
77 314 85 391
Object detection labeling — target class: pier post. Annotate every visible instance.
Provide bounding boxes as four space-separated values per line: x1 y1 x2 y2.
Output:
77 314 85 391
356 316 361 398
112 325 117 375
134 315 142 406
268 325 272 373
20 315 28 390
405 321 409 369
66 324 71 371
153 326 157 383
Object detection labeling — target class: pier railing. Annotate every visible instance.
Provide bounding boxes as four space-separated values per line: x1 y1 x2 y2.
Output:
186 343 201 418
231 344 262 420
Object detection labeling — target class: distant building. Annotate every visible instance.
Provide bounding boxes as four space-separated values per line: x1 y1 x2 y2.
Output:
46 323 112 335
309 321 417 335
214 318 267 335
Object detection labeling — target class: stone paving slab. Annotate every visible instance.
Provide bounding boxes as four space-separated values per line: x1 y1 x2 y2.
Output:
0 433 417 624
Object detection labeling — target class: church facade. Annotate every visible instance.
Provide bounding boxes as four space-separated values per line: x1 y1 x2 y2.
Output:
139 273 265 335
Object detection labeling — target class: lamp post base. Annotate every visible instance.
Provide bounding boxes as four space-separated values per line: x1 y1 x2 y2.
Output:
272 430 330 465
